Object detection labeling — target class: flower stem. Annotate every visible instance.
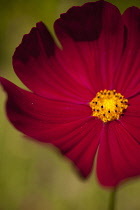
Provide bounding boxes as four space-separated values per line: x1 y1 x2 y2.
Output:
109 187 117 210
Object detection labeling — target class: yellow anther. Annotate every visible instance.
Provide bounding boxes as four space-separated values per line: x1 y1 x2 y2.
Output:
89 90 128 123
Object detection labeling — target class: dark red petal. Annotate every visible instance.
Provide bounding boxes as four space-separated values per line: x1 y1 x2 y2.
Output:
120 93 140 144
0 77 91 124
53 118 102 177
54 1 124 91
54 2 103 42
14 22 55 62
97 121 140 187
0 77 102 177
13 22 93 103
114 7 140 97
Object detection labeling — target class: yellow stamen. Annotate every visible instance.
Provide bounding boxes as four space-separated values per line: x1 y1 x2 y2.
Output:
89 90 128 123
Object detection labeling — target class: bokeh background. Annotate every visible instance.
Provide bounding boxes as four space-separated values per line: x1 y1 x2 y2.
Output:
0 0 140 209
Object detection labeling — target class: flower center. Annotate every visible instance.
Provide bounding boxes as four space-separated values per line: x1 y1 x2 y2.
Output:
89 90 128 123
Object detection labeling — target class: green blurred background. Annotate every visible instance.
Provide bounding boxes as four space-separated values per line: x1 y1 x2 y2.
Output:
0 0 140 209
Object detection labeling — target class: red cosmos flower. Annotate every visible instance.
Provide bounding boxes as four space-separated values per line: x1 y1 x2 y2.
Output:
0 1 140 187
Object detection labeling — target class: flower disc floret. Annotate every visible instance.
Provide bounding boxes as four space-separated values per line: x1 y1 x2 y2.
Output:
90 90 128 122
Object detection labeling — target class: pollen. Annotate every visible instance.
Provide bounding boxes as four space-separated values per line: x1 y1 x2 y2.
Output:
89 90 128 123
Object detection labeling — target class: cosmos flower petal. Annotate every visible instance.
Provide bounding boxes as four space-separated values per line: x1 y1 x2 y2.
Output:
13 22 93 103
0 77 92 125
54 1 124 91
0 77 103 177
114 6 140 97
97 122 140 187
120 93 140 143
53 118 102 177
